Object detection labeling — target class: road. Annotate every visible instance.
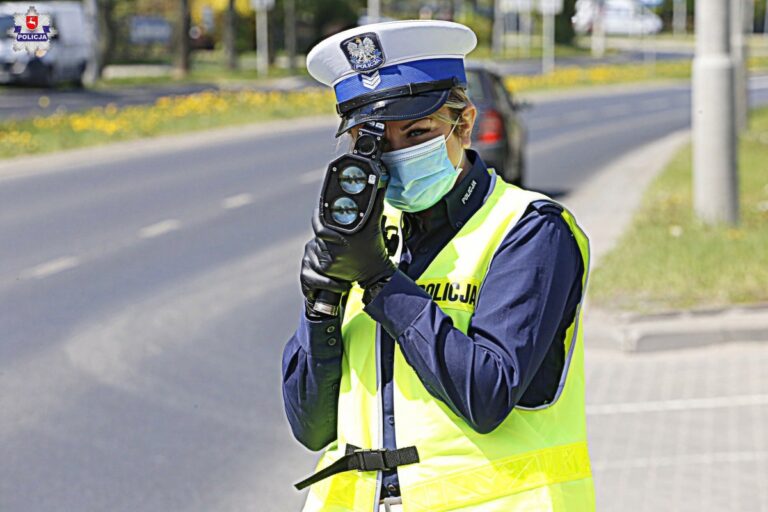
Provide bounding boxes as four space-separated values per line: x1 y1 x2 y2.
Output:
1 79 768 511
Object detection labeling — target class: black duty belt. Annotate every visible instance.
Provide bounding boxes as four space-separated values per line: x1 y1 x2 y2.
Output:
294 444 420 490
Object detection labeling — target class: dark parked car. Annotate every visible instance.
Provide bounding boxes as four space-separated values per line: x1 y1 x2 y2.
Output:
465 63 528 187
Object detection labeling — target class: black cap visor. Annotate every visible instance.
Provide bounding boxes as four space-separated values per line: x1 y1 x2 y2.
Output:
335 89 452 137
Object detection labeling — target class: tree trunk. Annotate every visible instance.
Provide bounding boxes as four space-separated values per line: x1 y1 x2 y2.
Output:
555 0 577 45
285 0 296 73
175 0 191 76
225 0 237 70
99 0 116 74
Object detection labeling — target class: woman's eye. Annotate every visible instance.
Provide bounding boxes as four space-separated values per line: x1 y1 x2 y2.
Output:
407 129 428 138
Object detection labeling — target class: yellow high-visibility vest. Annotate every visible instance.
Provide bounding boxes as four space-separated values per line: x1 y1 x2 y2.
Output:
302 172 595 512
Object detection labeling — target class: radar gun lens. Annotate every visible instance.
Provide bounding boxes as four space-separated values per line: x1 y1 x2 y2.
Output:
338 166 367 195
330 197 359 226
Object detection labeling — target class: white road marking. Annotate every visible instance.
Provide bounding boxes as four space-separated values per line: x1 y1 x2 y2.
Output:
138 219 181 239
20 256 79 279
221 193 253 209
587 393 768 416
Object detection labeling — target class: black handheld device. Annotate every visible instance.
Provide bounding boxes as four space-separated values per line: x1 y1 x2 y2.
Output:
312 121 388 317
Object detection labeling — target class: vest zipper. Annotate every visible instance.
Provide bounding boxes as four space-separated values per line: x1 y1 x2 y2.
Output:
372 323 384 511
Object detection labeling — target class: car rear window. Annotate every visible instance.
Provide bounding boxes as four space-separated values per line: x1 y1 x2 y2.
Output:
492 76 515 110
466 70 487 102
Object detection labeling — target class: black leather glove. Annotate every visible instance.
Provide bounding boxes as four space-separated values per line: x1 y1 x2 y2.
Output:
310 191 396 289
300 239 352 317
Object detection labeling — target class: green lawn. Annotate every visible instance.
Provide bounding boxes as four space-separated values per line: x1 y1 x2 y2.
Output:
589 108 768 313
0 89 335 158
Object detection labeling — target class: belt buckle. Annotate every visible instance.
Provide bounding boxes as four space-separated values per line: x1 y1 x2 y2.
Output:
353 448 388 472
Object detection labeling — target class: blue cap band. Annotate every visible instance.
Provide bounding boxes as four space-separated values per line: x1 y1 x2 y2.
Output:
333 57 466 104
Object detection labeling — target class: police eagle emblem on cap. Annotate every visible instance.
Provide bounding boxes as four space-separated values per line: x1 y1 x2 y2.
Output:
341 32 385 72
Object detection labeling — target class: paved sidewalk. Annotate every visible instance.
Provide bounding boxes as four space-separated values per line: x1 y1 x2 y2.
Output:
585 341 768 511
562 129 690 265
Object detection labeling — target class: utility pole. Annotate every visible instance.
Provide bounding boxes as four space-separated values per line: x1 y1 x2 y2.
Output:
256 7 268 76
251 0 274 77
673 0 687 36
591 0 605 58
731 0 749 132
542 7 555 73
368 0 380 22
692 0 739 225
540 0 562 73
521 4 532 57
493 0 503 56
507 0 533 57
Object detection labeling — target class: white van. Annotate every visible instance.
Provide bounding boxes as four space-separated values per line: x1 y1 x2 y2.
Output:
0 1 92 86
573 0 663 36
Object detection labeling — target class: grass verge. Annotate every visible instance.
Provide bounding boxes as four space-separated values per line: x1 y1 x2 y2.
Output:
0 88 336 158
505 56 768 93
589 107 768 313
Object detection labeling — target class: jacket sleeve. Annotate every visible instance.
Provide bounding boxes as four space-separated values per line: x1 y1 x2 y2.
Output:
281 311 344 451
364 205 584 434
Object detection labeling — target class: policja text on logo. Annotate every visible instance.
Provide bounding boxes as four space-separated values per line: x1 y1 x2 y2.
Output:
7 6 57 55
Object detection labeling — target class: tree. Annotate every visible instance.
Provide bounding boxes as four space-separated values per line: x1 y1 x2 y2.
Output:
555 0 576 45
175 0 191 76
224 0 237 69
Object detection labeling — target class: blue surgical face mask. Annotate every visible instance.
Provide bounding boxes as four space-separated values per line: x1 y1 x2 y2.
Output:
381 125 464 213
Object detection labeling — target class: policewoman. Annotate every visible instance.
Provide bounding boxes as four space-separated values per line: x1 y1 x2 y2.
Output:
282 20 595 512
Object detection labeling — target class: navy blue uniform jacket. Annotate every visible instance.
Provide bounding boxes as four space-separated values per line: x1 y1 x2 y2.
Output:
282 150 584 498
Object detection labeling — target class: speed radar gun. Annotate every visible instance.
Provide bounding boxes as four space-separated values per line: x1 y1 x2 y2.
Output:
311 121 388 316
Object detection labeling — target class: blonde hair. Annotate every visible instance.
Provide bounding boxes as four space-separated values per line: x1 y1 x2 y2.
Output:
429 86 472 131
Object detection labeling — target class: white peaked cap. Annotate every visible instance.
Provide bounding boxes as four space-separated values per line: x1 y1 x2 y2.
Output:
305 20 477 135
307 20 477 87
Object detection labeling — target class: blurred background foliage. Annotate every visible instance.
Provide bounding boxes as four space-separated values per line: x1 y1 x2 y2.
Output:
95 0 590 67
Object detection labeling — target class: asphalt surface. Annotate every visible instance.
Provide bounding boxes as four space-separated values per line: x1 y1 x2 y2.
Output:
2 79 768 512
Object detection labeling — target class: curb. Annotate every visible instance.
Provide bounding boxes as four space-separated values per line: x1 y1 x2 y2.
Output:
585 305 768 352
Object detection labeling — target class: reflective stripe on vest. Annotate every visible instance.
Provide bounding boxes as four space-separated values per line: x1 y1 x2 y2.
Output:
302 173 595 512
